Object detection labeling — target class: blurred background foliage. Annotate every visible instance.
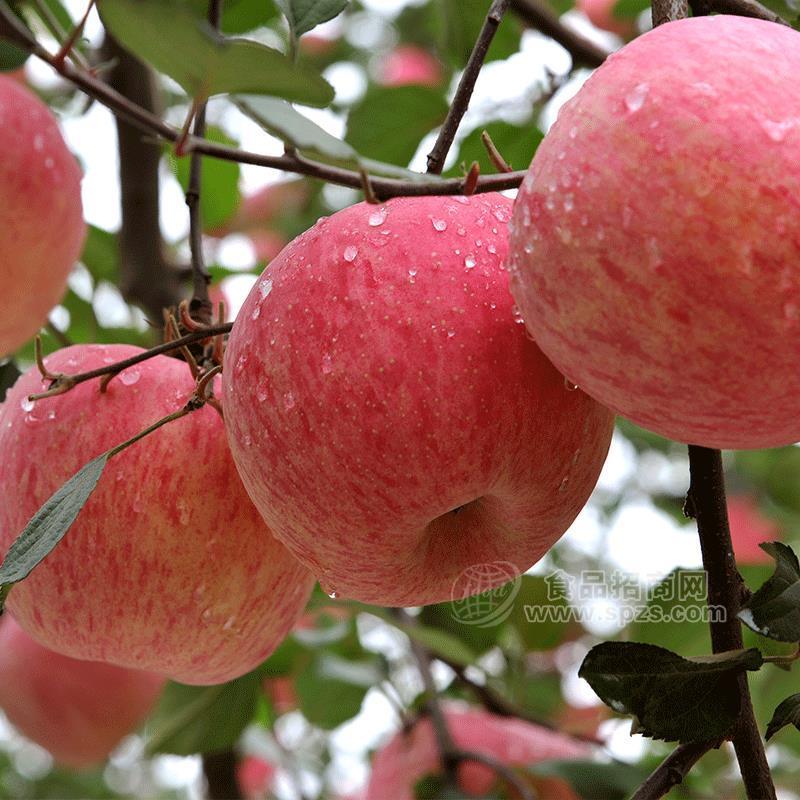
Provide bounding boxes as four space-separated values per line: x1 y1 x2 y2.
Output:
1 0 800 798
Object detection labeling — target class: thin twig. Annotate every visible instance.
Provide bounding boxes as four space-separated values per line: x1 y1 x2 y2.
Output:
685 447 776 800
0 4 524 199
426 0 511 175
651 0 688 26
28 0 91 69
692 0 789 22
630 740 719 800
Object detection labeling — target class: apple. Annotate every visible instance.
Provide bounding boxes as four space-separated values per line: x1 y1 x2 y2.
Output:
0 75 86 355
378 45 443 88
727 495 779 565
575 0 635 38
223 194 614 606
0 615 163 768
0 344 314 685
212 180 309 237
507 16 800 450
365 705 589 799
236 754 276 799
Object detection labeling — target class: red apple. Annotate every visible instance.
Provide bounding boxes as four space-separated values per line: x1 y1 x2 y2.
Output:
0 345 314 685
223 194 613 606
236 754 276 799
727 495 779 565
212 180 309 237
365 705 589 799
507 16 800 450
378 45 443 88
0 615 163 768
0 75 86 355
575 0 635 38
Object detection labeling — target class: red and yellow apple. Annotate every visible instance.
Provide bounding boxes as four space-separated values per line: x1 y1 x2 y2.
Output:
365 705 589 799
0 345 314 685
0 615 163 768
223 194 613 606
0 75 85 355
508 16 800 450
378 45 443 88
727 495 779 565
576 0 635 38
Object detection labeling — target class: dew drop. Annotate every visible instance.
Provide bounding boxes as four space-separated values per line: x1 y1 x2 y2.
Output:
20 397 34 413
487 243 497 254
759 118 796 143
343 245 358 262
408 269 417 283
223 615 236 631
564 377 579 391
512 305 525 324
492 207 510 223
624 82 650 113
283 391 296 411
321 353 333 374
447 330 456 338
119 369 140 386
464 255 476 270
257 388 267 402
193 584 206 601
201 608 213 623
258 278 273 299
432 219 447 232
368 207 387 226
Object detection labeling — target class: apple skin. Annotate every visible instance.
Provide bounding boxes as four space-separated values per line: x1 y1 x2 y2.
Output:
727 495 779 565
236 754 276 799
575 0 635 38
507 16 800 450
0 615 164 768
0 75 85 356
365 705 589 799
0 345 314 685
379 45 443 88
223 194 613 606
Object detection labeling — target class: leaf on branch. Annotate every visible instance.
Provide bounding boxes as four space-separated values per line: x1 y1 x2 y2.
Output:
275 0 349 39
578 641 764 743
739 542 800 642
0 453 109 611
97 0 333 106
144 671 264 756
766 692 800 740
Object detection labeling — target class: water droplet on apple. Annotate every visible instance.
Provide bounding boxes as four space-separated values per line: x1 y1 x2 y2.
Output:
464 255 476 270
368 207 387 226
432 219 447 232
251 305 261 320
201 608 213 623
492 207 510 223
20 397 34 413
456 225 466 236
258 278 273 299
283 391 296 411
321 353 333 374
563 194 574 212
624 82 649 113
759 117 796 143
193 584 206 600
256 388 267 402
343 245 358 262
512 306 525 324
119 369 140 386
223 615 236 631
564 378 579 391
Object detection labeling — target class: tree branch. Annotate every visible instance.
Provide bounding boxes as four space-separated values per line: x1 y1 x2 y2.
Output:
693 0 790 23
202 751 242 800
426 0 511 175
509 0 609 67
685 447 775 800
651 0 688 26
631 740 719 800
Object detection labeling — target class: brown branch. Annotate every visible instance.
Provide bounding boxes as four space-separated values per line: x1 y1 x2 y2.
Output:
426 0 511 175
509 0 608 68
631 740 719 800
651 0 688 26
101 34 182 322
694 0 789 22
202 751 243 800
0 4 523 199
685 447 775 800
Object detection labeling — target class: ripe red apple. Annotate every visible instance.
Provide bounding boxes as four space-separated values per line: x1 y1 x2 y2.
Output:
236 754 276 799
727 495 779 565
0 615 163 768
575 0 635 38
0 345 314 685
507 16 800 450
365 705 589 799
0 75 85 355
212 180 309 237
378 45 443 88
223 194 613 606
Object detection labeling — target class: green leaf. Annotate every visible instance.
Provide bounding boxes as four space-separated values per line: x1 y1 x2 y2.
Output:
529 759 652 800
275 0 348 37
448 121 542 177
419 599 500 656
295 652 380 728
508 574 573 651
346 85 448 166
187 0 278 33
0 39 28 70
97 0 333 105
171 126 241 230
145 671 262 755
579 642 764 743
0 453 109 610
396 621 477 667
81 225 119 284
437 0 522 68
0 360 21 403
611 0 650 19
766 692 800 740
739 542 800 642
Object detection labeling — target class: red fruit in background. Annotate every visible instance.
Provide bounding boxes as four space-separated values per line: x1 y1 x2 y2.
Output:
378 45 443 88
0 616 163 768
508 16 800 449
223 194 613 606
727 495 780 565
213 180 309 237
236 755 276 799
365 706 589 799
251 230 287 263
0 345 314 685
0 75 86 355
576 0 635 38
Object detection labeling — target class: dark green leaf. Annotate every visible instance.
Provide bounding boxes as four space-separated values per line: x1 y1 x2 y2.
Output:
98 0 333 105
530 759 651 800
145 671 262 755
0 40 28 70
766 692 800 740
276 0 349 37
81 225 119 284
346 85 448 166
187 0 278 33
579 641 763 743
172 126 241 229
437 0 521 67
611 0 650 19
0 453 109 610
419 598 500 655
508 574 573 651
739 542 800 642
448 121 541 177
0 360 21 403
396 621 477 667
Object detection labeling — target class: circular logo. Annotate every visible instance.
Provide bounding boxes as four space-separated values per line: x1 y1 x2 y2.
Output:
450 561 522 628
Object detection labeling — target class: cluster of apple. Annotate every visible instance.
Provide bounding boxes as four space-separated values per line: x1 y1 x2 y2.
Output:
1 10 799 782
